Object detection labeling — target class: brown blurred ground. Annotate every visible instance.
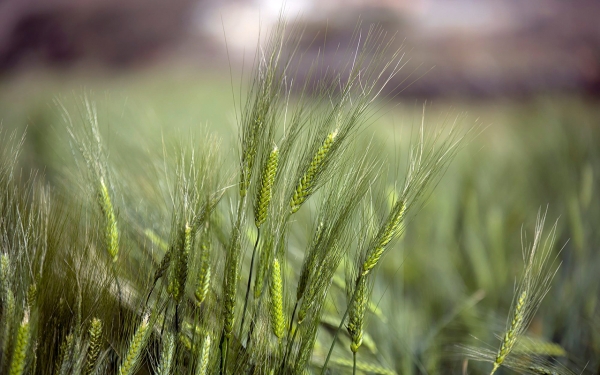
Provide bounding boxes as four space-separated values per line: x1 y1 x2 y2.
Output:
1 0 599 98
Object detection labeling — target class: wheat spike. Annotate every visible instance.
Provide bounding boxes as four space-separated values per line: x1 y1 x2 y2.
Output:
158 332 175 375
255 145 279 228
290 130 338 213
347 275 368 353
223 229 241 339
491 290 527 374
0 254 9 294
99 177 119 262
168 223 193 303
57 332 74 375
297 221 324 301
362 200 405 276
195 262 211 307
83 318 103 375
1 288 15 368
196 334 211 375
9 310 31 375
26 283 37 311
269 257 285 339
117 315 150 375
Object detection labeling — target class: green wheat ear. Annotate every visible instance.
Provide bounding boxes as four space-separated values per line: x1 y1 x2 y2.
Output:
491 290 527 374
168 223 193 303
347 275 368 353
290 129 338 213
194 239 211 307
158 332 175 375
99 177 119 262
269 257 285 339
117 315 150 375
362 200 405 276
84 318 103 375
9 310 31 375
255 145 279 228
196 333 211 375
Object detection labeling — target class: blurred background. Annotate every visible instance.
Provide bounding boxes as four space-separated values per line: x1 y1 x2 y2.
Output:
1 0 599 373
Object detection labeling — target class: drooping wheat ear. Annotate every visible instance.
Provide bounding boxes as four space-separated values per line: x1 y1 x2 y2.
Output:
269 257 285 339
26 283 37 311
168 223 193 303
9 310 31 375
195 238 211 306
490 290 527 375
83 318 102 375
347 275 368 353
157 332 175 375
290 130 338 214
196 333 211 375
362 200 405 276
255 146 279 228
297 221 324 301
117 315 150 375
99 177 119 262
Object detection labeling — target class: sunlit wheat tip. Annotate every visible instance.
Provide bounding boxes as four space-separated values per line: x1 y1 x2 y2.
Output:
290 130 338 213
255 145 279 228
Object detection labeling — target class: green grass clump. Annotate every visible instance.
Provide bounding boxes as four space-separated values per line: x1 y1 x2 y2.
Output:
0 13 598 375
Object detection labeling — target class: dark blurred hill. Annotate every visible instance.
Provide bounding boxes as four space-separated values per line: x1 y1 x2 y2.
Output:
1 0 599 98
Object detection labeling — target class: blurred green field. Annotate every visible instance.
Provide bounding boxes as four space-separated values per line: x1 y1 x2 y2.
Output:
1 66 599 374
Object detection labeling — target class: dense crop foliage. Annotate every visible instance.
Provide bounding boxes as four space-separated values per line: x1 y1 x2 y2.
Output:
0 19 599 375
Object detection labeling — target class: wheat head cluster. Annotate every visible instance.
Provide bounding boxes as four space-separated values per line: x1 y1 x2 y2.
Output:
0 19 579 375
